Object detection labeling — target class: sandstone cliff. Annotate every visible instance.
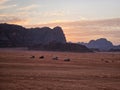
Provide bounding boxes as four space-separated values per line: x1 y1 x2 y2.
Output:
0 23 66 47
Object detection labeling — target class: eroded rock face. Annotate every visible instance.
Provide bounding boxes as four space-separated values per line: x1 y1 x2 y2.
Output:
87 38 113 51
52 26 66 43
79 38 114 51
0 23 66 47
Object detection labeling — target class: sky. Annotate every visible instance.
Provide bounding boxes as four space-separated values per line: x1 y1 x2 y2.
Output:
0 0 120 45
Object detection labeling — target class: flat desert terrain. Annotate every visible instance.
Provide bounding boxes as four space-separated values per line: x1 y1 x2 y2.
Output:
0 48 120 90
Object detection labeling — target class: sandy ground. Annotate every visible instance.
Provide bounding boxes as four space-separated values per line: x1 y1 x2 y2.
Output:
0 48 120 90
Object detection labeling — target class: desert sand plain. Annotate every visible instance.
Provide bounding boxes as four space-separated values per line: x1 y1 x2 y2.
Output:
0 48 120 90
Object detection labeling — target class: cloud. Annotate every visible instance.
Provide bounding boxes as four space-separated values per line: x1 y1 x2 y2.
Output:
53 18 120 27
18 4 39 11
27 18 120 45
43 11 65 17
28 18 120 30
0 0 16 10
0 15 29 25
0 0 9 4
0 4 16 9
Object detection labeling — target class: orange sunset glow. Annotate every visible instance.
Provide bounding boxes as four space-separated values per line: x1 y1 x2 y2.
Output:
0 0 120 45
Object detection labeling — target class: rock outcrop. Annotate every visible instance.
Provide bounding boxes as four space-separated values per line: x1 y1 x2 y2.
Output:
0 23 66 47
79 38 120 51
29 42 92 52
87 38 113 51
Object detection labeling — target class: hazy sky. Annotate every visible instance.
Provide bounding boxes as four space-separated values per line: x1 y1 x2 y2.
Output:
0 0 120 45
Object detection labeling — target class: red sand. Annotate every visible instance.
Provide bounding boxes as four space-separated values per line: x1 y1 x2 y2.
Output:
0 48 120 90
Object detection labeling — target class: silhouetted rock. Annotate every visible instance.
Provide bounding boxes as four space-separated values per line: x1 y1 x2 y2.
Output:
87 38 113 51
105 60 109 63
109 48 120 52
64 58 70 62
30 56 35 59
52 57 59 60
0 23 26 47
39 56 44 59
0 23 66 47
79 38 117 51
29 42 92 52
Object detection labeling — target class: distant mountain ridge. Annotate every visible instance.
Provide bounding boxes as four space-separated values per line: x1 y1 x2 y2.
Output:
0 23 66 47
79 38 120 51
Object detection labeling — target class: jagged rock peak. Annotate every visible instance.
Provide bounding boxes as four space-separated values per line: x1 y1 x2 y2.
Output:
53 26 62 30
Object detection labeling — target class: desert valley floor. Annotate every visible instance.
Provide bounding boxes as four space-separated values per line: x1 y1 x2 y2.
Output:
0 48 120 90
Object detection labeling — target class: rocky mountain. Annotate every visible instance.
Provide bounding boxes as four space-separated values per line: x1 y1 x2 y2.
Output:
109 45 120 52
79 38 120 51
0 23 66 47
0 23 92 52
